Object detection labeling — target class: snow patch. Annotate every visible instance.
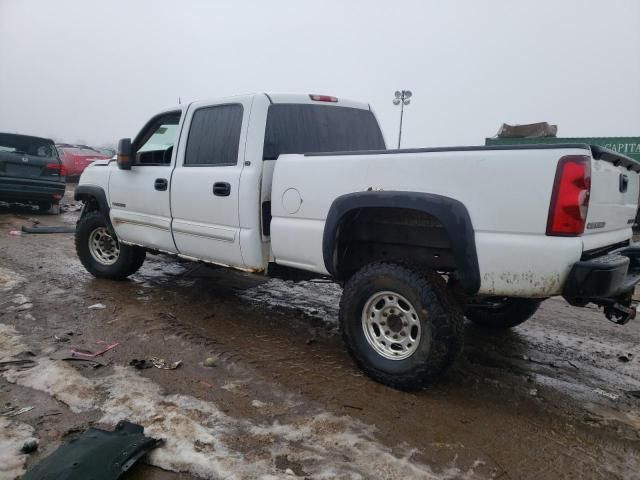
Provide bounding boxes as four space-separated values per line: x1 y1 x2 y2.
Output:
239 279 341 325
5 359 473 478
10 294 29 305
0 324 26 361
4 358 98 413
0 417 36 480
0 267 25 293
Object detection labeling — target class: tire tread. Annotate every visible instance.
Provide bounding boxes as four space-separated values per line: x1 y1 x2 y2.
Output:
339 262 464 390
75 211 145 280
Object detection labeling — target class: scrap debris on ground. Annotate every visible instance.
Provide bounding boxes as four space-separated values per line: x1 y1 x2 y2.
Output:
21 421 162 480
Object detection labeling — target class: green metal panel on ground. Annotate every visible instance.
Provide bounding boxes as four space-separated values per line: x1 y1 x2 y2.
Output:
485 136 640 162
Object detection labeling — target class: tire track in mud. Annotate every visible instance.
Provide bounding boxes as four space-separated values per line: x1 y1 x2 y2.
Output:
147 294 640 480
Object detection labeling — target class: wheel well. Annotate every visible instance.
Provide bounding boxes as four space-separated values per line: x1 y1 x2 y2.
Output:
74 186 110 216
76 194 100 213
332 207 455 278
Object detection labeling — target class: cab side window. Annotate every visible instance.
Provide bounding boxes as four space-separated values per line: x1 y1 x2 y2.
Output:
134 112 181 166
184 104 243 166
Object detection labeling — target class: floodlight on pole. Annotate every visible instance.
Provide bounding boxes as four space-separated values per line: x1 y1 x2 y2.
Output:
392 89 413 149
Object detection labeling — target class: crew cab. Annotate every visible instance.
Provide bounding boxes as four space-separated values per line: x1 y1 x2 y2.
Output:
74 93 640 390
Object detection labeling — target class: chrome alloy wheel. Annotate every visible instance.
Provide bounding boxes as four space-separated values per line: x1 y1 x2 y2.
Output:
361 291 421 360
88 227 120 266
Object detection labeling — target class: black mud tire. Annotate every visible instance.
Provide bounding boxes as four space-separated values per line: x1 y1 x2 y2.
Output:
75 211 146 280
466 298 541 330
339 262 464 391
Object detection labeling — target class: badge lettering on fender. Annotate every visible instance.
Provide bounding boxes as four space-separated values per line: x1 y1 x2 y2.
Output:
586 221 606 230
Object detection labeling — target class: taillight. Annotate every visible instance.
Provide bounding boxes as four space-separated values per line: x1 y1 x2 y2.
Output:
546 155 591 236
45 162 66 177
309 94 338 102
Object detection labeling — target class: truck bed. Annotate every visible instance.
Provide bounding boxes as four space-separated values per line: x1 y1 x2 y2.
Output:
270 143 639 297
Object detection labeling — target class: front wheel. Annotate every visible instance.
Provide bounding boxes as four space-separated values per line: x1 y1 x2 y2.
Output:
339 262 464 391
75 211 146 280
465 297 541 330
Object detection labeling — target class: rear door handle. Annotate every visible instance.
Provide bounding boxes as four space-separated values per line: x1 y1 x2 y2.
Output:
213 182 231 196
154 178 168 191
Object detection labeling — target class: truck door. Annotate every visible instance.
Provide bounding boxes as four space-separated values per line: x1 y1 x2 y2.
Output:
170 98 249 267
108 110 181 253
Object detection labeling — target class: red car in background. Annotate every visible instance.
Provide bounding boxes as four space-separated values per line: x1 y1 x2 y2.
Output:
56 144 112 178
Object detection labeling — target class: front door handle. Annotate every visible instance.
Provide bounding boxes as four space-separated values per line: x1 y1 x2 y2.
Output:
213 182 231 196
154 178 168 191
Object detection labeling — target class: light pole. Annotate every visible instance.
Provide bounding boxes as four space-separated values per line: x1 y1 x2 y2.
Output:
393 90 412 149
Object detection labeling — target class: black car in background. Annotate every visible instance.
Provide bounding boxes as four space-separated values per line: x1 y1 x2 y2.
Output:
0 132 66 212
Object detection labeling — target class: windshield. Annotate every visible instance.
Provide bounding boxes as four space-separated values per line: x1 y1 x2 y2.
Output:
0 133 57 158
263 104 385 160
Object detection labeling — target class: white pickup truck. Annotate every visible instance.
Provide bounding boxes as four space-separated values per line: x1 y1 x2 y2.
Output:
75 93 640 389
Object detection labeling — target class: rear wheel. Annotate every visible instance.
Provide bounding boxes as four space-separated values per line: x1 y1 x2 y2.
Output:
75 211 145 279
466 297 541 330
339 262 464 390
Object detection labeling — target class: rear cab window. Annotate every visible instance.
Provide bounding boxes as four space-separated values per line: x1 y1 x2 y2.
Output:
262 104 385 160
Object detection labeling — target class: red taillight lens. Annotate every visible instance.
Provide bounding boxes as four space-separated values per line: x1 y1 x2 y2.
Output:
45 162 66 176
309 94 338 102
546 155 591 236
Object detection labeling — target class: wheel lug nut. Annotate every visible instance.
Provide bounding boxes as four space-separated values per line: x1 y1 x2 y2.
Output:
385 331 390 335
380 321 386 326
393 334 398 339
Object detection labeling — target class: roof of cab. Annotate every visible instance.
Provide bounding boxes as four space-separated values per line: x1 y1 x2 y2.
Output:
161 93 371 113
264 93 370 110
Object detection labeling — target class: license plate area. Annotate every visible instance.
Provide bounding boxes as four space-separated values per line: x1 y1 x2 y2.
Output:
5 163 42 177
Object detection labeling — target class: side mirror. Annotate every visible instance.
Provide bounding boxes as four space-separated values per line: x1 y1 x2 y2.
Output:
116 138 133 170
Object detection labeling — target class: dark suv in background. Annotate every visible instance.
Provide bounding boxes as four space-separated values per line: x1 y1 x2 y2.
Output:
0 132 66 212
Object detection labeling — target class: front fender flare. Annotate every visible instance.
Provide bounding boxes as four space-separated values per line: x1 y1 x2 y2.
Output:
74 185 115 232
322 191 480 294
74 185 110 214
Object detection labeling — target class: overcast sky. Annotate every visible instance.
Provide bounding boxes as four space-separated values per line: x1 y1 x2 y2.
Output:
0 0 639 148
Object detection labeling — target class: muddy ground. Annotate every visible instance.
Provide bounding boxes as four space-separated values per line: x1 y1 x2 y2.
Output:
1 186 640 479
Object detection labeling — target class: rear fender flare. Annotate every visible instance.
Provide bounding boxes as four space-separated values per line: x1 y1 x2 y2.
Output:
322 191 480 294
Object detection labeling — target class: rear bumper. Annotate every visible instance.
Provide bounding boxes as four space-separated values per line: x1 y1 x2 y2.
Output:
563 244 640 298
0 176 66 203
563 243 640 324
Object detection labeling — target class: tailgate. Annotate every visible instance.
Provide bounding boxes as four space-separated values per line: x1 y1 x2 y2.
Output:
583 146 640 248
